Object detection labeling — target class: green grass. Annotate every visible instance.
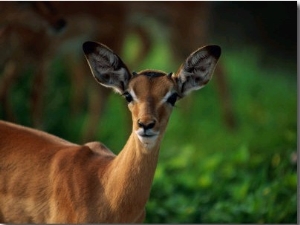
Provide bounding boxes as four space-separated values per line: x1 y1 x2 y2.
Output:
144 44 297 223
0 34 296 223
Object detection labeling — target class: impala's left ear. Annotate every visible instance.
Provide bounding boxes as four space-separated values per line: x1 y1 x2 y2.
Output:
174 45 221 96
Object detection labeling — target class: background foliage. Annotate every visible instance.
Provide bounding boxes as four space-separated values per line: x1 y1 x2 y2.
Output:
0 2 297 223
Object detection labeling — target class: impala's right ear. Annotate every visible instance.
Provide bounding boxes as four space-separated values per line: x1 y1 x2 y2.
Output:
83 41 131 94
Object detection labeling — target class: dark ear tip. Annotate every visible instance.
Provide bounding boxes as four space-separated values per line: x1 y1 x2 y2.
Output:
83 41 99 54
207 45 221 59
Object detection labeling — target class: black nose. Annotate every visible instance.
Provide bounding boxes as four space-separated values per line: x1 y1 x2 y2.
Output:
138 119 156 130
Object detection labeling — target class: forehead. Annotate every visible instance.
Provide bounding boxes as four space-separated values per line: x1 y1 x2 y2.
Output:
128 71 176 98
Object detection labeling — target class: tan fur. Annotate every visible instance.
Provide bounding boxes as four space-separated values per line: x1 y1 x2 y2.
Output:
0 75 175 223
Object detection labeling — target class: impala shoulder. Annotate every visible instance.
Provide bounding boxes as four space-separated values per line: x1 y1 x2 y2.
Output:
84 141 115 156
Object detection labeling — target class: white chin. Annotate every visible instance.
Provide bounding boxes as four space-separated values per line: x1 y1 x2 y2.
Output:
137 135 158 149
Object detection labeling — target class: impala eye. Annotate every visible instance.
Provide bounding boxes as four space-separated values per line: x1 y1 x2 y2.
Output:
123 92 133 103
167 93 178 106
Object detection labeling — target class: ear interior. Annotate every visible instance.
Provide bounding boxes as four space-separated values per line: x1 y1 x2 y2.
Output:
83 41 131 94
175 45 221 96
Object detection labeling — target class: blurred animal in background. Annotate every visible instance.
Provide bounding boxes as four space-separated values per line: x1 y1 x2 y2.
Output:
0 2 235 144
0 2 151 141
0 2 65 128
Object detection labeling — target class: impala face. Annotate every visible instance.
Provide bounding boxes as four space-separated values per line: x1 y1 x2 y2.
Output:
83 41 221 149
125 71 178 148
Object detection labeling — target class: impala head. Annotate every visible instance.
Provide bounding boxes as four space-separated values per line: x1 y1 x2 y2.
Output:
83 41 221 149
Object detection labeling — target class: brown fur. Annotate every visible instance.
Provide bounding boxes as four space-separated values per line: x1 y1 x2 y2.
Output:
0 118 152 222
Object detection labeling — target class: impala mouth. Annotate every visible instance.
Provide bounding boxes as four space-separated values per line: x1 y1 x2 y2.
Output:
140 133 156 138
136 129 158 138
135 129 159 148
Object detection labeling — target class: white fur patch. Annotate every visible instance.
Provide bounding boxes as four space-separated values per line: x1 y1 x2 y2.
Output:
161 91 173 104
135 128 159 150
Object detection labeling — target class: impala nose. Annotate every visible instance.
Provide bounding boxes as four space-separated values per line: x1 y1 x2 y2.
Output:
137 119 156 131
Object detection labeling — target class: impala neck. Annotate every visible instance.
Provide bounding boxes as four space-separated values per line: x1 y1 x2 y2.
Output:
103 131 163 221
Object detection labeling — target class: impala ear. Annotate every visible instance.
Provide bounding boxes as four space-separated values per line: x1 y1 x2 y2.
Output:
174 45 221 96
83 41 131 94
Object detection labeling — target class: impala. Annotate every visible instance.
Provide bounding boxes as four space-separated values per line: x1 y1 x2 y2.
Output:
0 41 221 223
